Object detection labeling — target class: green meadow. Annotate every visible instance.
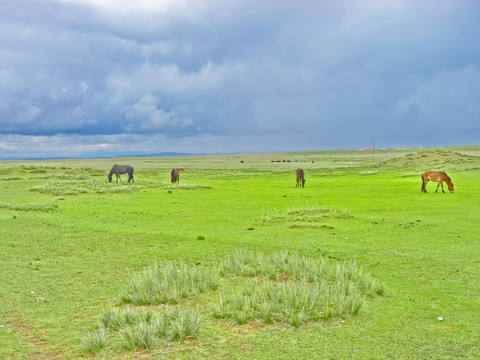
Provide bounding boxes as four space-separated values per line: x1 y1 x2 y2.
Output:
1 145 479 359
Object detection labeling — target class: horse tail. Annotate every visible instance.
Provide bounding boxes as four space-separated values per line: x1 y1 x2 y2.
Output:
421 173 426 192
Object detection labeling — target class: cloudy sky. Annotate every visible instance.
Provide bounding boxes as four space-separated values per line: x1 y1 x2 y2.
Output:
1 0 479 158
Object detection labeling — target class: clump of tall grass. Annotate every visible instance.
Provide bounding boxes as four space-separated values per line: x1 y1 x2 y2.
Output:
55 174 90 180
100 307 142 330
1 177 23 181
286 206 332 216
119 321 159 350
168 307 203 341
84 251 383 353
215 250 383 326
81 326 107 354
93 181 140 194
164 183 212 190
263 205 353 224
24 166 47 173
30 180 140 195
85 306 203 353
121 260 219 305
0 202 58 212
31 183 88 195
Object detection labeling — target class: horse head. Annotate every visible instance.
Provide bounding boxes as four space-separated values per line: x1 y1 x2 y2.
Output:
448 182 454 193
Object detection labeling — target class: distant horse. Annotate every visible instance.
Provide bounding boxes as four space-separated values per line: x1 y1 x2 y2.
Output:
108 164 134 183
171 168 185 183
421 171 454 193
295 168 305 188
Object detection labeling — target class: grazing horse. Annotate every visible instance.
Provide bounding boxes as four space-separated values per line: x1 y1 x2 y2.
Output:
295 168 305 188
171 168 185 183
421 171 454 193
108 164 134 183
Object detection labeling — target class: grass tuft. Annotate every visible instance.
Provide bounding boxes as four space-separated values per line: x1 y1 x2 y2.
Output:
87 306 203 353
215 250 383 326
121 260 219 305
85 251 382 353
81 326 107 354
0 202 58 212
164 183 212 190
119 321 159 350
263 205 353 225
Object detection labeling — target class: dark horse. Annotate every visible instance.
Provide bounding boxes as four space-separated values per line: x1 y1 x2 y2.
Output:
171 168 185 183
295 168 305 188
421 171 454 193
108 164 134 183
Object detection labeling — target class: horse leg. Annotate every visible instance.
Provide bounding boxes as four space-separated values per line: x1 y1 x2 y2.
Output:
441 181 445 193
422 177 428 193
436 182 440 193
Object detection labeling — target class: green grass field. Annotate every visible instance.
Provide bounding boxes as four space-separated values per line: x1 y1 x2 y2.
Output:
1 145 479 359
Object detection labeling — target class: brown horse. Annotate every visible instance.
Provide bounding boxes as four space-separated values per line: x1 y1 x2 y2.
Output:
108 164 134 183
421 171 454 193
171 168 185 183
295 168 305 188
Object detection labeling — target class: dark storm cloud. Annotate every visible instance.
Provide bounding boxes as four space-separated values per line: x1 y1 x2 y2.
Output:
1 0 480 158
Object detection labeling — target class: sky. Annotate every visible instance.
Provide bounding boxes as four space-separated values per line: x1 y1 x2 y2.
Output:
1 0 479 159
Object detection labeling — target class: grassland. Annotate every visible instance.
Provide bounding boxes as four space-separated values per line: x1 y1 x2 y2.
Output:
0 145 479 359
